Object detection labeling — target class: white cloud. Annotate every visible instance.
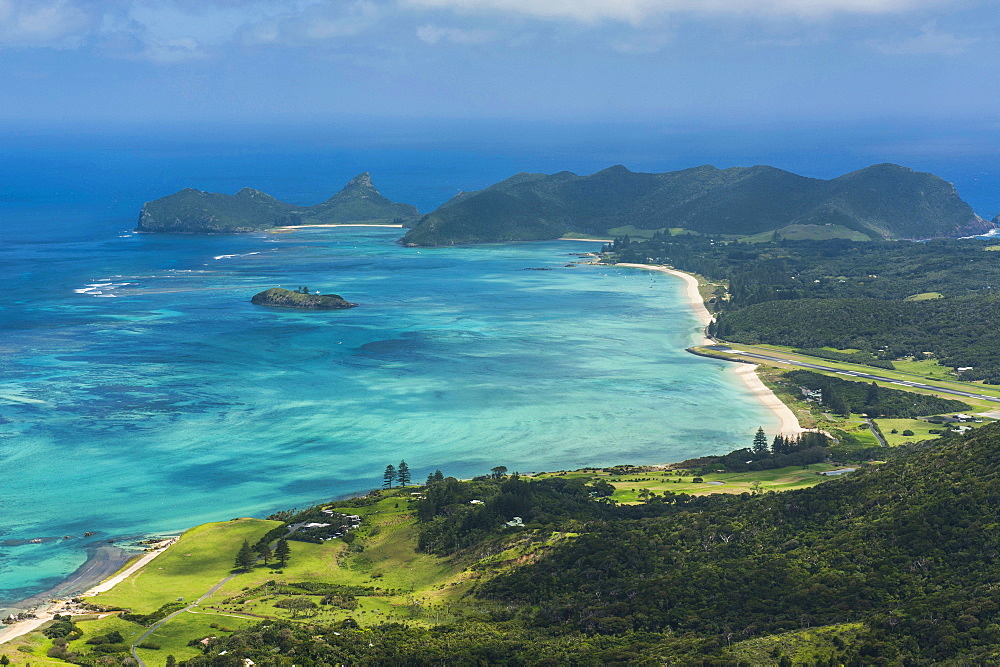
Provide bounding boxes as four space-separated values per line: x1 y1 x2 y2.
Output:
239 1 381 45
0 0 98 47
401 0 951 23
138 36 206 63
416 23 495 44
870 22 978 55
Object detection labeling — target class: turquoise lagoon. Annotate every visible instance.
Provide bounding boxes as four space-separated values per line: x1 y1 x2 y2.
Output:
0 225 779 608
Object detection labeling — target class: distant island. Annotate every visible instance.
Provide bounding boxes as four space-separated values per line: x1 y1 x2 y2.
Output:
401 163 995 246
250 287 357 310
137 173 419 233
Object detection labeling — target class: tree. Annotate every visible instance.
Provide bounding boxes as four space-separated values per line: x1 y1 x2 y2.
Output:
752 427 769 454
827 390 850 416
637 488 652 503
260 543 272 565
0 658 10 667
433 469 444 483
383 464 396 489
165 656 176 667
426 472 436 486
490 466 508 480
397 460 411 487
234 540 255 572
865 381 881 407
275 538 291 567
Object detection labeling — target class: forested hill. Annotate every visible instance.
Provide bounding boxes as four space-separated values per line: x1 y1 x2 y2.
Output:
136 172 420 233
184 425 1000 664
400 163 991 246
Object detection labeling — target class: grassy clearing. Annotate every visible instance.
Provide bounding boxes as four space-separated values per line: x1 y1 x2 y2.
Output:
889 357 960 380
93 518 281 613
873 417 978 446
904 291 944 301
534 464 843 502
726 622 864 663
742 224 871 243
135 611 256 664
605 225 667 239
0 627 67 665
65 614 145 655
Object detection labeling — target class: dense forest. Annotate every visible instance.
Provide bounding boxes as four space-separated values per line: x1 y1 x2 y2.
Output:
609 234 1000 381
179 424 1000 664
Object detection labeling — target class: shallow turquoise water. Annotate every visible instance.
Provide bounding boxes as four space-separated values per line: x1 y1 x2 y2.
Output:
0 225 778 607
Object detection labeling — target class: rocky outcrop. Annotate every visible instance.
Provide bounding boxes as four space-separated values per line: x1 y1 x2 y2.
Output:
250 288 357 310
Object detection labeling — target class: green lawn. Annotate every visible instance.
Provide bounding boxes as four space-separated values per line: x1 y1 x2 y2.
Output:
742 224 871 243
135 611 257 664
904 291 944 301
536 464 847 502
873 417 984 446
93 518 281 613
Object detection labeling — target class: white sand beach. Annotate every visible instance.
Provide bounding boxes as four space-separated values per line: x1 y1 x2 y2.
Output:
0 539 175 646
270 223 404 232
614 263 802 435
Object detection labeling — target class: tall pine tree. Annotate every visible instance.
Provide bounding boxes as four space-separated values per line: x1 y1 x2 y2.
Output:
275 539 290 568
752 427 769 454
397 460 411 487
234 540 255 572
383 464 396 489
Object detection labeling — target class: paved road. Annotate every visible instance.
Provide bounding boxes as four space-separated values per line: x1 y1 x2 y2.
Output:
717 347 1000 404
865 417 888 448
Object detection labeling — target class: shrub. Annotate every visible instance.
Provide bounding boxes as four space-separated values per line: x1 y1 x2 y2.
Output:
902 429 915 436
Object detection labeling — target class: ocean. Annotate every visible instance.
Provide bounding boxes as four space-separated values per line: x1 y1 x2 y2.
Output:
0 122 996 610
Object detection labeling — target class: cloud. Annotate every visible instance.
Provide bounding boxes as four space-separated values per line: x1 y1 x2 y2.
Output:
239 1 381 45
401 0 952 23
870 22 978 55
416 23 495 44
0 0 98 47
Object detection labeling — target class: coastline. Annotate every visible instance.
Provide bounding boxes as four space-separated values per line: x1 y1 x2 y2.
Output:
613 263 802 436
269 223 404 232
0 539 175 646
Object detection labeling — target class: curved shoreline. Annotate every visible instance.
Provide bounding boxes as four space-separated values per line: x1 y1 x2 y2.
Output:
0 539 175 646
614 263 802 436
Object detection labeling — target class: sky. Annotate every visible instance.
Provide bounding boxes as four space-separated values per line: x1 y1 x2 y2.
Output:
1 0 998 127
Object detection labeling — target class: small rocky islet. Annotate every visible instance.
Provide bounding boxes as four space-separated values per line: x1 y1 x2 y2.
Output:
250 287 357 310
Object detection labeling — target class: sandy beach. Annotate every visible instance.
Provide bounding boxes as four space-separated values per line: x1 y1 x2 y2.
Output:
614 263 802 435
0 539 175 646
269 223 404 232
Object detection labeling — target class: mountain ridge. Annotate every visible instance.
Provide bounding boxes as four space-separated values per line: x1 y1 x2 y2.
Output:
401 162 993 246
136 172 420 233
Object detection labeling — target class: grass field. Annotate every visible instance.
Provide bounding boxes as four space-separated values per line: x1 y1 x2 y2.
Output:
727 622 865 664
904 291 944 301
135 611 257 664
93 518 281 613
742 224 871 243
533 463 846 501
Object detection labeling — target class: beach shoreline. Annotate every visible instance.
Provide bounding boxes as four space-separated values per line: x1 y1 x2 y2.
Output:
268 223 404 232
0 539 175 646
613 262 802 436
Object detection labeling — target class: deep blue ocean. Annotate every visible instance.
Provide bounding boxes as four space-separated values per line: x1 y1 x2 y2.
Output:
1 122 996 610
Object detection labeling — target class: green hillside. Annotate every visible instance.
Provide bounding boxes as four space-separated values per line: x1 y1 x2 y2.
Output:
80 424 1000 664
137 172 419 233
401 163 990 246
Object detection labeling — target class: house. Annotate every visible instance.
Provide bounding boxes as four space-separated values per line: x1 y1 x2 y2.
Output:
504 517 524 528
470 499 484 505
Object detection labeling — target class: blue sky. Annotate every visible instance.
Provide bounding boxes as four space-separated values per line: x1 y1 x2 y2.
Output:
1 0 998 127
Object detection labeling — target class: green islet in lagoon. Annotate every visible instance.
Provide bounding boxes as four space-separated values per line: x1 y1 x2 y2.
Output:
0 225 779 608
